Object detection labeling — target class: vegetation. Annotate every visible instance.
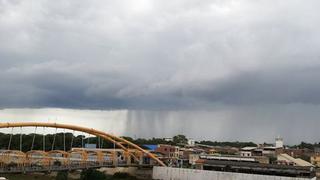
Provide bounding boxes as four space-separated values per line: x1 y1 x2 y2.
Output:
198 140 257 148
112 172 138 180
121 136 171 146
80 169 137 180
172 135 188 145
291 141 320 149
1 131 319 152
80 169 107 180
3 174 55 180
0 132 115 152
56 171 68 180
3 171 137 180
124 135 258 149
123 135 188 146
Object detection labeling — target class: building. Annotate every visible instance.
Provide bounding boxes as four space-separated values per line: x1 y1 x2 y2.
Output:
314 147 320 154
143 144 158 152
275 136 284 148
195 155 316 178
263 146 283 156
199 154 269 164
240 147 257 157
240 146 265 157
310 154 320 167
155 144 180 158
277 153 314 167
284 148 305 158
253 156 270 164
187 139 196 146
239 137 284 158
194 144 239 155
189 154 200 165
212 146 239 155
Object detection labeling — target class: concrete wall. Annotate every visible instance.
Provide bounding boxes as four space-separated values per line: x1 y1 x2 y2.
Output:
152 167 316 180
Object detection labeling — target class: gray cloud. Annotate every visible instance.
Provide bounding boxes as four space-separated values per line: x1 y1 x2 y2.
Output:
3 1 320 109
124 105 320 144
1 0 320 132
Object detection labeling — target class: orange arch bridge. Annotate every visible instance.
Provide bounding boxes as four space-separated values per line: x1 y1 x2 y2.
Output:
0 122 166 167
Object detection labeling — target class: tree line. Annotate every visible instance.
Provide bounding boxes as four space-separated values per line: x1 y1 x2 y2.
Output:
1 132 317 152
0 133 190 151
0 132 115 152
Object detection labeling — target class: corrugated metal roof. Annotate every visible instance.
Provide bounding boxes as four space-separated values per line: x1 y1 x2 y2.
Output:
295 158 314 167
278 153 314 167
143 144 158 151
241 147 257 151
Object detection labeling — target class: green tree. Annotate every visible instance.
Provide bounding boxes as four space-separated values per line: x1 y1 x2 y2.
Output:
56 171 68 180
112 172 137 180
298 141 314 149
173 135 188 145
198 140 257 148
80 169 107 180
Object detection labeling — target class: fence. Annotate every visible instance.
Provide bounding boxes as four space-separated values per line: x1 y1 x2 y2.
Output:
152 167 316 180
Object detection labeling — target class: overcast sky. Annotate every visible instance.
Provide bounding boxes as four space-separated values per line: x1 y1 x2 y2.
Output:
0 0 320 144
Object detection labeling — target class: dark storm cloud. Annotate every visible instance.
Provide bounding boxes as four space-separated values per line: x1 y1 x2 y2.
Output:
124 106 320 144
1 0 320 109
192 67 320 105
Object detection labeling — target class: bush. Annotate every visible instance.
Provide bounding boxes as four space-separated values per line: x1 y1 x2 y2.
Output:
112 172 137 180
56 171 68 180
80 169 138 180
80 169 107 180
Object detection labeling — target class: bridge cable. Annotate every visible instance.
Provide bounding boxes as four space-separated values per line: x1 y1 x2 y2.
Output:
81 132 84 148
51 128 57 151
101 138 104 148
70 130 75 150
113 135 115 150
63 129 66 152
98 136 100 149
87 133 90 146
19 127 22 151
43 127 46 151
7 127 13 150
31 126 37 151
113 135 116 163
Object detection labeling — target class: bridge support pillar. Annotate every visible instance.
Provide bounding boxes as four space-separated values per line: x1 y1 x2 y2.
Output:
126 156 131 165
112 152 118 167
139 153 143 165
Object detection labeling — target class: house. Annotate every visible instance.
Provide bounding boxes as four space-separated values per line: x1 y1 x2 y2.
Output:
240 147 257 157
155 144 180 158
143 144 158 152
263 146 283 156
310 154 320 167
277 153 314 167
188 139 196 146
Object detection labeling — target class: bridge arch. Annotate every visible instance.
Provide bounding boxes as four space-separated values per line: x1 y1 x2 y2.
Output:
0 122 165 166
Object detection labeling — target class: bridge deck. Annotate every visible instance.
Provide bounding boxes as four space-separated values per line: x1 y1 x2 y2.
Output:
0 163 153 174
